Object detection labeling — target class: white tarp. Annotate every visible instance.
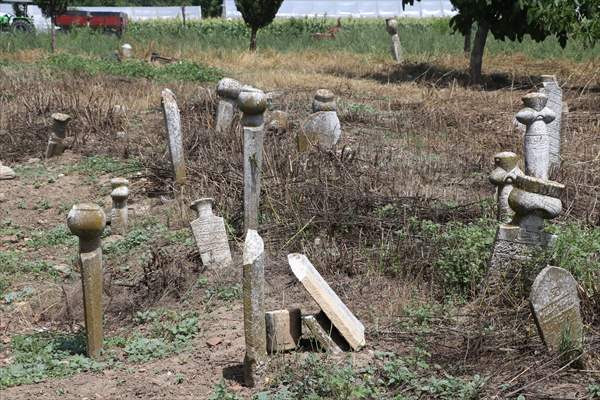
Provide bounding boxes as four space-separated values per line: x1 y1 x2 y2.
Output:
224 0 456 18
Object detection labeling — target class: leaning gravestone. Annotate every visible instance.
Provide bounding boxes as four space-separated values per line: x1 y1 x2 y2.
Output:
385 18 402 63
189 198 232 269
530 266 583 353
288 253 365 350
161 89 186 187
540 75 563 173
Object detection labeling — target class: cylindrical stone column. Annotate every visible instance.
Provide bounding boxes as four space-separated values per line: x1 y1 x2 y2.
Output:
67 203 106 359
242 229 266 387
110 178 129 236
238 90 267 232
45 113 72 159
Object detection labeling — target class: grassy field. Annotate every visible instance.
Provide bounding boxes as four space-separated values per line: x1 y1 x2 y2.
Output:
0 17 599 399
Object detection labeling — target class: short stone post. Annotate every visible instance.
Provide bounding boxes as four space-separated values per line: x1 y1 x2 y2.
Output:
189 198 232 268
239 90 267 232
385 18 402 63
45 113 72 159
120 43 132 59
110 178 129 236
299 89 341 151
488 152 522 223
215 78 242 133
66 203 106 359
242 229 267 387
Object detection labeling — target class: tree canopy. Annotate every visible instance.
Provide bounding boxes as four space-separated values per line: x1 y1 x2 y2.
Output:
234 0 283 51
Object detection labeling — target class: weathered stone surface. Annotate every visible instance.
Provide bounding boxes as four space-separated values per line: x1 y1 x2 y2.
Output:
46 113 72 159
265 308 301 353
540 75 563 172
161 88 186 186
385 19 402 63
489 152 522 223
0 164 16 180
301 111 341 148
243 230 267 387
120 43 132 59
288 254 365 350
530 266 583 352
110 178 129 236
312 89 336 113
266 110 289 133
67 203 106 359
189 198 232 268
302 313 343 354
215 78 242 133
240 91 267 231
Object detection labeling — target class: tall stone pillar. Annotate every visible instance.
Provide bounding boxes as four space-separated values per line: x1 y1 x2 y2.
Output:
45 113 72 159
238 90 267 232
110 178 129 236
67 203 106 359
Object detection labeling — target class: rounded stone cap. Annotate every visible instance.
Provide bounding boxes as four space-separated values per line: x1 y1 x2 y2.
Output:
110 177 129 189
494 151 518 170
111 186 129 201
190 197 214 211
67 203 106 240
51 113 71 123
540 75 556 83
522 92 548 111
121 43 132 50
385 18 398 34
238 91 267 115
314 89 334 103
216 78 242 99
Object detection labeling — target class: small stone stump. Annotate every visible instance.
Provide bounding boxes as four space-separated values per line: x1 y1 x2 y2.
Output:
488 152 522 223
161 89 187 187
110 178 129 236
243 230 267 387
45 113 72 159
299 90 341 151
530 266 583 354
265 308 301 353
215 78 242 133
239 90 267 231
120 43 132 59
385 18 402 63
67 203 106 359
189 198 232 269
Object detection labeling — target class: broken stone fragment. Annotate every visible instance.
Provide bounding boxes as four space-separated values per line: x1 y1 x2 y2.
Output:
265 308 301 353
266 110 289 134
0 163 16 180
287 253 365 350
302 312 346 354
189 198 232 269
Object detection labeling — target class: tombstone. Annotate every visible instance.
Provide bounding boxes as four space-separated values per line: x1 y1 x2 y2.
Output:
110 178 129 236
0 161 16 180
215 78 243 133
287 253 365 350
530 266 583 353
486 93 565 288
242 230 267 387
239 90 267 232
302 312 346 354
265 308 301 353
120 43 132 59
66 203 106 359
385 18 402 63
266 110 289 134
45 113 72 159
161 89 187 187
189 198 232 269
488 152 522 223
299 90 341 151
540 75 563 173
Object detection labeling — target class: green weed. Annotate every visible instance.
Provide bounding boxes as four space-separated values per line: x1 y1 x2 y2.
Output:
209 380 242 400
27 224 76 249
71 155 142 178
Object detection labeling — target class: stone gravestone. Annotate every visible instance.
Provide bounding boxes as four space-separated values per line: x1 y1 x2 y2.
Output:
530 266 583 353
189 198 232 269
540 75 563 173
0 161 16 180
486 93 565 289
287 253 365 350
243 229 267 387
45 113 72 159
215 78 242 133
110 178 129 236
299 90 341 151
488 152 522 223
239 90 267 232
302 312 346 354
161 88 187 187
385 18 402 63
66 203 106 359
265 308 301 353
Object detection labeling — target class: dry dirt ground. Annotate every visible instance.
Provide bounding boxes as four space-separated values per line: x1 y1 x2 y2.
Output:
0 49 599 399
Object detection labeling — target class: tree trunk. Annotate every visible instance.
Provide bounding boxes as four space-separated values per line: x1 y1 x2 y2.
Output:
51 20 56 53
463 27 471 58
249 27 257 52
469 22 489 85
181 6 186 27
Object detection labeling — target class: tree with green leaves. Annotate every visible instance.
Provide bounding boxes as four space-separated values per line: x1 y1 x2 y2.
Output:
35 0 69 52
197 0 222 18
234 0 283 51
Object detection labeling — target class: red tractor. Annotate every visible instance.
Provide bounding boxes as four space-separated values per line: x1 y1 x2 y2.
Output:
54 10 128 37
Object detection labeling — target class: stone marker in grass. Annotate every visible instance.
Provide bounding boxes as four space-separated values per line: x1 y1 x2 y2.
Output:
488 151 522 223
67 203 106 359
302 312 345 354
265 308 301 353
45 113 71 159
287 253 365 350
110 178 129 236
239 89 267 232
530 266 583 354
215 78 242 134
540 75 564 174
161 89 186 187
189 197 232 269
243 229 267 387
385 18 402 63
299 89 341 151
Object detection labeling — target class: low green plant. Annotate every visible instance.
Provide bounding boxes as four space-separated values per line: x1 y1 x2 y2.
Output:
71 155 142 177
206 284 241 302
209 380 242 400
588 384 600 399
27 224 75 249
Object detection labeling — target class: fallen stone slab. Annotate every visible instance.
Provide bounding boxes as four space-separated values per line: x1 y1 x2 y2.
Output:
302 312 346 354
288 253 365 350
